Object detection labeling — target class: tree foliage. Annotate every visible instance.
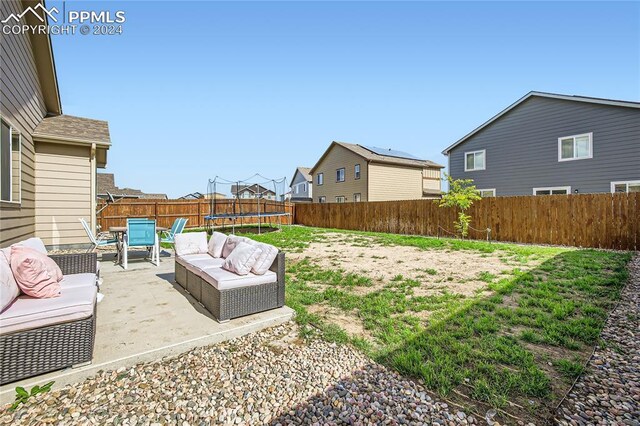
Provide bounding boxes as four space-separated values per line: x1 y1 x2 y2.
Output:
438 175 481 238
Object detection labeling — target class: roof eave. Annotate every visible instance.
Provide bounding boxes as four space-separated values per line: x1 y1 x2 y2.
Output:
441 91 640 155
24 0 62 115
32 133 111 147
369 159 445 169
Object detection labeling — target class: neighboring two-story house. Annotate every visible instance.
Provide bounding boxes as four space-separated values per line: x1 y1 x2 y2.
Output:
231 184 276 200
310 141 443 203
289 167 312 203
442 92 640 196
1 0 111 248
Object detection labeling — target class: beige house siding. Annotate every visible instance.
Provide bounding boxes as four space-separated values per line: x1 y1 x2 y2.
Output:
312 144 368 202
368 163 424 201
422 168 442 192
0 0 47 246
35 143 92 247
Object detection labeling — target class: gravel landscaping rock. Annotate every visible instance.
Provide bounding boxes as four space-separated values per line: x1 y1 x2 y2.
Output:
1 323 468 425
556 254 640 426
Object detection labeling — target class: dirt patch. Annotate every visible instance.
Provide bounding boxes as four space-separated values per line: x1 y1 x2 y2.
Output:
289 234 515 298
308 304 373 340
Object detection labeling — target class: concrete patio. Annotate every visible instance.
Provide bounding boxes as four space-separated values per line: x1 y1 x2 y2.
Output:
0 250 294 404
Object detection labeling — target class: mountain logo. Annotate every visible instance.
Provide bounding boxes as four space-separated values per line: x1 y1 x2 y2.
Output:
1 3 59 24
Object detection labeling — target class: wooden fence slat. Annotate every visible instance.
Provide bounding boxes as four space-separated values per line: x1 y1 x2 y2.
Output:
291 193 638 250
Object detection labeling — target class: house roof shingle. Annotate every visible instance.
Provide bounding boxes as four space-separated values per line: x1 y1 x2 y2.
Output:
231 184 276 195
33 114 111 145
290 167 312 187
311 141 443 174
296 167 312 181
97 173 167 199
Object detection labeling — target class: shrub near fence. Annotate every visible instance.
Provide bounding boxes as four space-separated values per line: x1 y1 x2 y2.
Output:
293 193 640 250
97 199 294 231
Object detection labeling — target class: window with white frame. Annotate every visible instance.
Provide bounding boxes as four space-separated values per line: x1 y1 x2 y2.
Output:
303 183 306 192
558 133 592 161
335 196 346 203
336 168 345 182
354 164 361 179
533 186 571 195
318 196 326 203
317 173 323 185
0 118 21 203
465 150 485 171
477 189 495 197
611 181 640 193
354 193 361 202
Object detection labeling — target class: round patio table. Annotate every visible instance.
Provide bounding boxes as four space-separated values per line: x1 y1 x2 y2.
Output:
109 226 168 265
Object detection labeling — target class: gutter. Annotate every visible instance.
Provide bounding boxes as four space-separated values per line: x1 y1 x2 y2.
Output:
33 134 111 148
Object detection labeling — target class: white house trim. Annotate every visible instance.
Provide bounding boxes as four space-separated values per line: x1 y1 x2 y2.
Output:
533 186 571 195
558 132 593 162
464 149 486 172
611 180 640 193
477 188 496 197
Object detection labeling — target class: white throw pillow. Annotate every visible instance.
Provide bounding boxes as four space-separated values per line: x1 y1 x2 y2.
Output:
174 232 208 257
16 237 47 254
222 242 263 276
208 232 227 258
222 235 250 258
0 250 20 312
246 241 279 275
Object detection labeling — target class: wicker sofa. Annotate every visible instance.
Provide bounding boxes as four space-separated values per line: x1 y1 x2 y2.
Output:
0 239 98 385
174 233 285 322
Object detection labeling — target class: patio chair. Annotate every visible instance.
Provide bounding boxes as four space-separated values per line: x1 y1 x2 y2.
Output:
122 219 159 269
161 218 188 248
79 218 117 253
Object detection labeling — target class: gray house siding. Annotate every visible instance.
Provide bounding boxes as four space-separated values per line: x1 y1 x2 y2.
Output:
290 170 312 201
448 96 640 195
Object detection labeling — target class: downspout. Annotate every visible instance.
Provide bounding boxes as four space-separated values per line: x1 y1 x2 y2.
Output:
90 143 97 233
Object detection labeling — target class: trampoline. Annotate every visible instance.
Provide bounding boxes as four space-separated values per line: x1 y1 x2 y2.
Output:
204 174 291 234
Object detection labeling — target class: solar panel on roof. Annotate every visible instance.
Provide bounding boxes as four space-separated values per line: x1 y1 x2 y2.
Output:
362 145 421 161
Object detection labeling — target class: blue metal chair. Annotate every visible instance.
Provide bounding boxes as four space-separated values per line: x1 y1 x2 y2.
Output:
161 218 188 248
122 219 159 269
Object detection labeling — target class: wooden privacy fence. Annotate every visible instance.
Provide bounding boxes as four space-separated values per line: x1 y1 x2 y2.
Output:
293 193 640 251
97 199 295 231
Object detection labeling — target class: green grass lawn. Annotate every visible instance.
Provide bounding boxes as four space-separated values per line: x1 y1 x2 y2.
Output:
247 226 631 423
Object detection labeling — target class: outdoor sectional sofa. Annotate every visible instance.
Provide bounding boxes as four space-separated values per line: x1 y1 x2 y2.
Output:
174 232 285 322
0 238 99 385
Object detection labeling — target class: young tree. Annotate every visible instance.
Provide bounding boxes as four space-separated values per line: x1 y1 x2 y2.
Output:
438 175 481 238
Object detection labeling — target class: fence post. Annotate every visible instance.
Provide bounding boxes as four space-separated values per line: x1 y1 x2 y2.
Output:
154 202 158 225
197 201 201 228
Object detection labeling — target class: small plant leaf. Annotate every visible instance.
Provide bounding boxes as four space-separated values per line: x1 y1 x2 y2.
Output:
41 381 55 392
15 387 28 398
30 385 40 396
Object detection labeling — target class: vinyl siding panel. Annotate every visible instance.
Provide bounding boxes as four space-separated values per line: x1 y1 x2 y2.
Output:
448 97 640 195
35 143 92 246
423 168 442 192
0 0 48 246
368 163 424 201
313 145 368 202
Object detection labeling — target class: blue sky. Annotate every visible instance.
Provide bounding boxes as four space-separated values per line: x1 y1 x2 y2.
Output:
50 1 640 198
